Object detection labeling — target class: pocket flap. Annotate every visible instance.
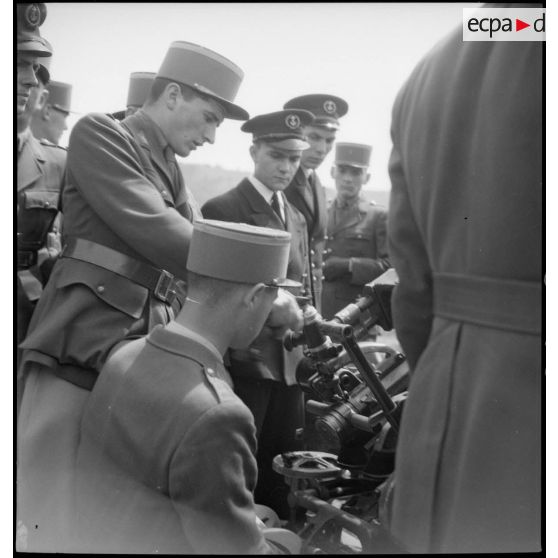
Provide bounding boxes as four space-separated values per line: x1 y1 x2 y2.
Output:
23 190 60 210
55 259 148 318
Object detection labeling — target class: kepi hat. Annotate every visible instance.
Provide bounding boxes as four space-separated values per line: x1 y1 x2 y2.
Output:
187 219 301 288
112 72 156 120
241 110 313 150
157 41 249 120
46 80 73 114
127 72 156 109
334 142 372 168
283 94 348 130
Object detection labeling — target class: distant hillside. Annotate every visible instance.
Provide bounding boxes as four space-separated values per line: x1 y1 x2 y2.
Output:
180 163 390 209
179 163 246 206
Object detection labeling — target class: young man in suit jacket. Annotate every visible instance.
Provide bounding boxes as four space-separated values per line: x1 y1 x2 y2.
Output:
283 94 348 312
202 109 314 518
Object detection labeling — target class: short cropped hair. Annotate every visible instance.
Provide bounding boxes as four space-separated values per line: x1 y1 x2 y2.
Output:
146 77 209 105
186 271 253 309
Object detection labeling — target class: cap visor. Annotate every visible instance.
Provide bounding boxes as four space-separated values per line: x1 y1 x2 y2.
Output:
18 41 52 56
335 161 369 168
191 84 249 121
267 138 310 151
267 278 303 289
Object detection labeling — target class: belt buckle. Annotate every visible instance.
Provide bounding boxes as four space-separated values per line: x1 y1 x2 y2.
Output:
154 269 175 303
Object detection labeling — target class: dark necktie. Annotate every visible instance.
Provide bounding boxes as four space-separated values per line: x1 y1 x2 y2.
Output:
271 191 285 226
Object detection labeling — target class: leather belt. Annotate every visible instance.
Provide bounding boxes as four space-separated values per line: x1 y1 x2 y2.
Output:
433 272 541 335
61 238 185 307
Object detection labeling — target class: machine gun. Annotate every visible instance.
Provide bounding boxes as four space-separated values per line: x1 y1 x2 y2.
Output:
275 269 408 553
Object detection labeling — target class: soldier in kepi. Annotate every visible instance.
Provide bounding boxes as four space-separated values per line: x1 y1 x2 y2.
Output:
283 93 348 313
321 142 390 319
16 5 64 376
30 79 73 146
111 71 156 121
74 219 302 554
17 40 299 552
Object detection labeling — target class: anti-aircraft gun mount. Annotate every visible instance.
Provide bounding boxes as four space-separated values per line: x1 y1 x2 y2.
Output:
276 269 408 553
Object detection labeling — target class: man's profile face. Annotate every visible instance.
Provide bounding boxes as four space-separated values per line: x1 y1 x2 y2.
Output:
167 91 225 157
17 53 40 115
45 106 69 145
251 142 302 191
332 164 369 203
300 125 336 170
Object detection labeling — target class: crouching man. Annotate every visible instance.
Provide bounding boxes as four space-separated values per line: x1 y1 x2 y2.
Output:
74 219 303 554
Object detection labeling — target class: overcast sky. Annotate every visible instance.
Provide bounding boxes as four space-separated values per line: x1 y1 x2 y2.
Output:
39 2 478 190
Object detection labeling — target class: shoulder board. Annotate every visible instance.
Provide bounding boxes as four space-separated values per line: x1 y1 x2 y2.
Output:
39 138 67 151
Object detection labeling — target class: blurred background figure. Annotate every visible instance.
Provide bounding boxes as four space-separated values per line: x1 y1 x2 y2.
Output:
387 19 542 555
112 71 156 120
322 142 390 320
283 94 349 313
17 6 63 384
30 79 73 145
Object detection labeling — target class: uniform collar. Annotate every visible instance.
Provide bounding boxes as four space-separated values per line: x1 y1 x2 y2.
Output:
147 322 224 371
248 175 282 206
301 166 313 179
335 195 360 210
18 128 31 154
134 109 170 154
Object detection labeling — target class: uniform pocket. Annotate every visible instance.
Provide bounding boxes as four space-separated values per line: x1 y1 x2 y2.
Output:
55 259 148 318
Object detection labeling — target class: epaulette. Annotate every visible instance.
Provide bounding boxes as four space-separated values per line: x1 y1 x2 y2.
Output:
39 138 67 151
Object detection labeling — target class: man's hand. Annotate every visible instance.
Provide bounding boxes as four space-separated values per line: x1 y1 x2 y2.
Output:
265 288 304 338
323 257 351 281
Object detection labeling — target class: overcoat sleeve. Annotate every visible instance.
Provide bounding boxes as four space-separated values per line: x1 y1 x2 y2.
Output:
168 402 272 554
67 114 193 274
387 93 433 369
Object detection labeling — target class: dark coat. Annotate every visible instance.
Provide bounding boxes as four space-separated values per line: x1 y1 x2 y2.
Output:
20 111 195 382
284 166 327 311
387 27 542 553
322 197 390 318
75 322 270 554
202 178 310 385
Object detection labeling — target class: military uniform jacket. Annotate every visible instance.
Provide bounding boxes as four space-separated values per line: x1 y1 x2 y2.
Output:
284 166 327 311
75 322 271 554
322 197 390 318
17 133 66 299
202 178 310 385
387 29 542 553
21 111 195 384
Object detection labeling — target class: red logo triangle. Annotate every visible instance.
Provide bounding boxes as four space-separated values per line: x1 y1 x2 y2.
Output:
516 18 530 31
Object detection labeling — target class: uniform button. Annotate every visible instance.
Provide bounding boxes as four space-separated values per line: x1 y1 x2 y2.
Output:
311 263 316 269
44 201 50 207
206 367 215 376
324 236 329 241
302 273 308 278
96 285 105 294
310 249 315 256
